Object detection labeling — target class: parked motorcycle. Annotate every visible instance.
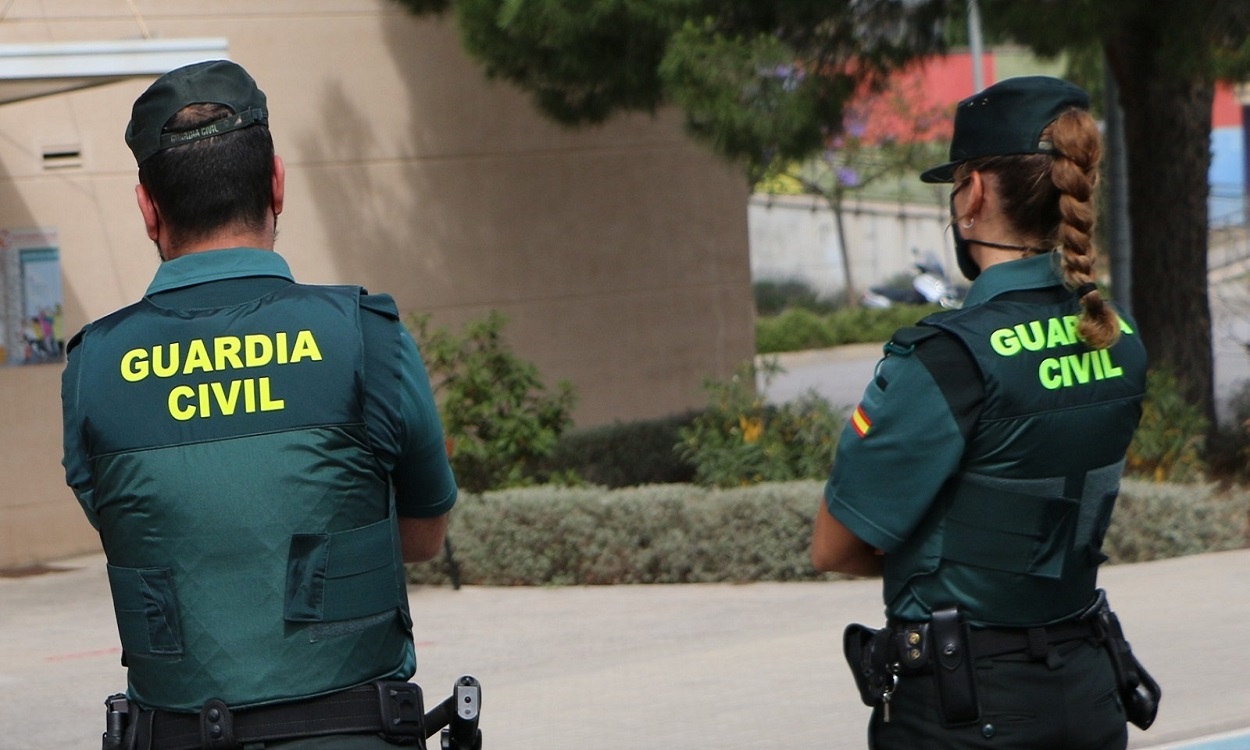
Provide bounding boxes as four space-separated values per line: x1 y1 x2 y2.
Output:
860 252 964 309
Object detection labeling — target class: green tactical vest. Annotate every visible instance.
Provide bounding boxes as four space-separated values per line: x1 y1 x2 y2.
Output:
882 289 1147 627
71 284 414 711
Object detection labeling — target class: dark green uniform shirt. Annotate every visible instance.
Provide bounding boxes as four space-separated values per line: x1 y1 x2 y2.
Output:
825 253 1146 625
63 248 456 526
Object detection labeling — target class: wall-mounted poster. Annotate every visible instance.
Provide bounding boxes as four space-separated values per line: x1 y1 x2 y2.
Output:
0 228 63 366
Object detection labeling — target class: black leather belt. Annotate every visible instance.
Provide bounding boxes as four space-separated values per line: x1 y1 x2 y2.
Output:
132 681 424 750
969 617 1099 659
889 615 1099 674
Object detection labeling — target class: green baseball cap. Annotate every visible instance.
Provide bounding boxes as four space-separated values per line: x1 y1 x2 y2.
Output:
125 59 268 166
920 75 1090 184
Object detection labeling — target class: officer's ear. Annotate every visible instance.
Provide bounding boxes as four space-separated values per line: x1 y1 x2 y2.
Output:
135 183 160 242
963 170 987 222
271 155 285 218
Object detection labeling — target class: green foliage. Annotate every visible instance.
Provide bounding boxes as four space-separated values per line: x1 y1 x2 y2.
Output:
1125 368 1208 483
543 412 700 488
406 479 1248 586
677 360 845 487
659 20 842 165
416 0 682 125
407 482 832 586
756 304 941 354
1104 479 1248 563
753 279 841 316
752 74 953 201
393 0 949 166
409 311 577 493
755 308 840 352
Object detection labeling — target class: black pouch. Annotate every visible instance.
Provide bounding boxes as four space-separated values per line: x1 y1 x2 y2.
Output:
101 693 133 750
842 623 893 707
1091 597 1161 730
892 623 930 673
930 607 980 727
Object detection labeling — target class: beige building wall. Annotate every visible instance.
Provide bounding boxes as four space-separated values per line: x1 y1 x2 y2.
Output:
0 1 753 568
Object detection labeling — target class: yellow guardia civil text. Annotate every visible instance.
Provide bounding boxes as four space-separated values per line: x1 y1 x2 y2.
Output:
118 330 322 420
988 315 1134 390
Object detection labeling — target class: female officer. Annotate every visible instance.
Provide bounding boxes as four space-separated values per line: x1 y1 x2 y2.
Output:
810 76 1154 749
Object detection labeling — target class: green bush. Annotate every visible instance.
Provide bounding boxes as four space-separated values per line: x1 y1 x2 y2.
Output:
407 482 832 586
1125 368 1208 483
408 479 1249 586
755 308 839 352
677 360 846 487
409 310 577 493
1104 478 1248 563
753 279 841 316
543 412 699 488
755 304 942 354
825 304 942 344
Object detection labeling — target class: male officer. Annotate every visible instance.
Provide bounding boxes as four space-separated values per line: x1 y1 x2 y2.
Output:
62 60 456 748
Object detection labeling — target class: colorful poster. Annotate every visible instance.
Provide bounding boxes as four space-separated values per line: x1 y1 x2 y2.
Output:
0 228 63 366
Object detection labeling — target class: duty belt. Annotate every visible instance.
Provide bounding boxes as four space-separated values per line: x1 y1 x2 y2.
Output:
891 614 1100 673
130 681 425 750
843 591 1160 731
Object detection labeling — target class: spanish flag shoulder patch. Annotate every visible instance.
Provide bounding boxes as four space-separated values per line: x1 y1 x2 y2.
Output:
851 404 872 438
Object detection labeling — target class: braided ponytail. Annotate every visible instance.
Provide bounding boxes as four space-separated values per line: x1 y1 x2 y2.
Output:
1047 109 1120 349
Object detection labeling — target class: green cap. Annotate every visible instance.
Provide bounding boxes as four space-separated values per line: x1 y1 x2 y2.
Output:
920 75 1090 184
125 59 268 166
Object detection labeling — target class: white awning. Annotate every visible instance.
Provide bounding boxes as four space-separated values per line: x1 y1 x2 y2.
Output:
0 38 229 105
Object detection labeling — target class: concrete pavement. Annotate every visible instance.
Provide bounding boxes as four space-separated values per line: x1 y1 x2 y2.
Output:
3 549 1248 749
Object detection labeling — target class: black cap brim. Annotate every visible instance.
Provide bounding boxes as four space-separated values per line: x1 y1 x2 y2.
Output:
920 161 958 184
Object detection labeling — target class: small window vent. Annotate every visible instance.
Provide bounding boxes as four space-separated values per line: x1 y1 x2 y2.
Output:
42 146 82 170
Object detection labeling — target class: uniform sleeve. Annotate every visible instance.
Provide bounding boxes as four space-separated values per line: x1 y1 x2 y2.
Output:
61 333 99 530
823 341 972 554
360 294 457 518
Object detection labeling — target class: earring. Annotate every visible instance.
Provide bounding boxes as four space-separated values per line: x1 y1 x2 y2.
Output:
961 217 974 229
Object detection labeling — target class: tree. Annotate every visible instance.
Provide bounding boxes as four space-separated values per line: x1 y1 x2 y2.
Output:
754 73 950 302
393 0 1250 430
393 0 949 164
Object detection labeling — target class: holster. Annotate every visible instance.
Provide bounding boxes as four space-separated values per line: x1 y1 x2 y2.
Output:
929 607 980 727
844 612 981 728
842 623 893 707
102 693 136 750
1087 591 1161 730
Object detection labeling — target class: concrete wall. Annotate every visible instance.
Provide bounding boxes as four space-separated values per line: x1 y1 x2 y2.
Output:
748 193 954 300
0 1 754 568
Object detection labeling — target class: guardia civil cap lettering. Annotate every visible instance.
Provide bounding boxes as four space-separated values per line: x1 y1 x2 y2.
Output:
125 59 268 166
920 75 1090 184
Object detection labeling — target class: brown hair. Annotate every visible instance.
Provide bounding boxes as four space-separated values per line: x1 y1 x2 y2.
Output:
956 108 1120 349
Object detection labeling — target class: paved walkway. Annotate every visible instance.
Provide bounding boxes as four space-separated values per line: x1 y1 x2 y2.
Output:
3 549 1248 749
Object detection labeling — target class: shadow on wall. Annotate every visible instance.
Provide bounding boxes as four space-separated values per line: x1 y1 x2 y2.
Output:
293 14 481 324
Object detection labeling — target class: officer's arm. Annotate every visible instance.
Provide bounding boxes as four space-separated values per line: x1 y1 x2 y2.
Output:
811 502 882 576
399 514 450 563
61 332 101 529
816 329 980 569
359 295 458 562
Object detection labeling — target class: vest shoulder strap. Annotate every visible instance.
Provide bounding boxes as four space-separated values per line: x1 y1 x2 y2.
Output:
888 321 983 441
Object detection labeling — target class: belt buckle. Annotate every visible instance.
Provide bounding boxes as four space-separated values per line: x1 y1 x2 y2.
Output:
375 680 425 742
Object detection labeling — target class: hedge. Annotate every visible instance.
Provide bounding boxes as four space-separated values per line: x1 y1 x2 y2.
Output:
407 479 1249 586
